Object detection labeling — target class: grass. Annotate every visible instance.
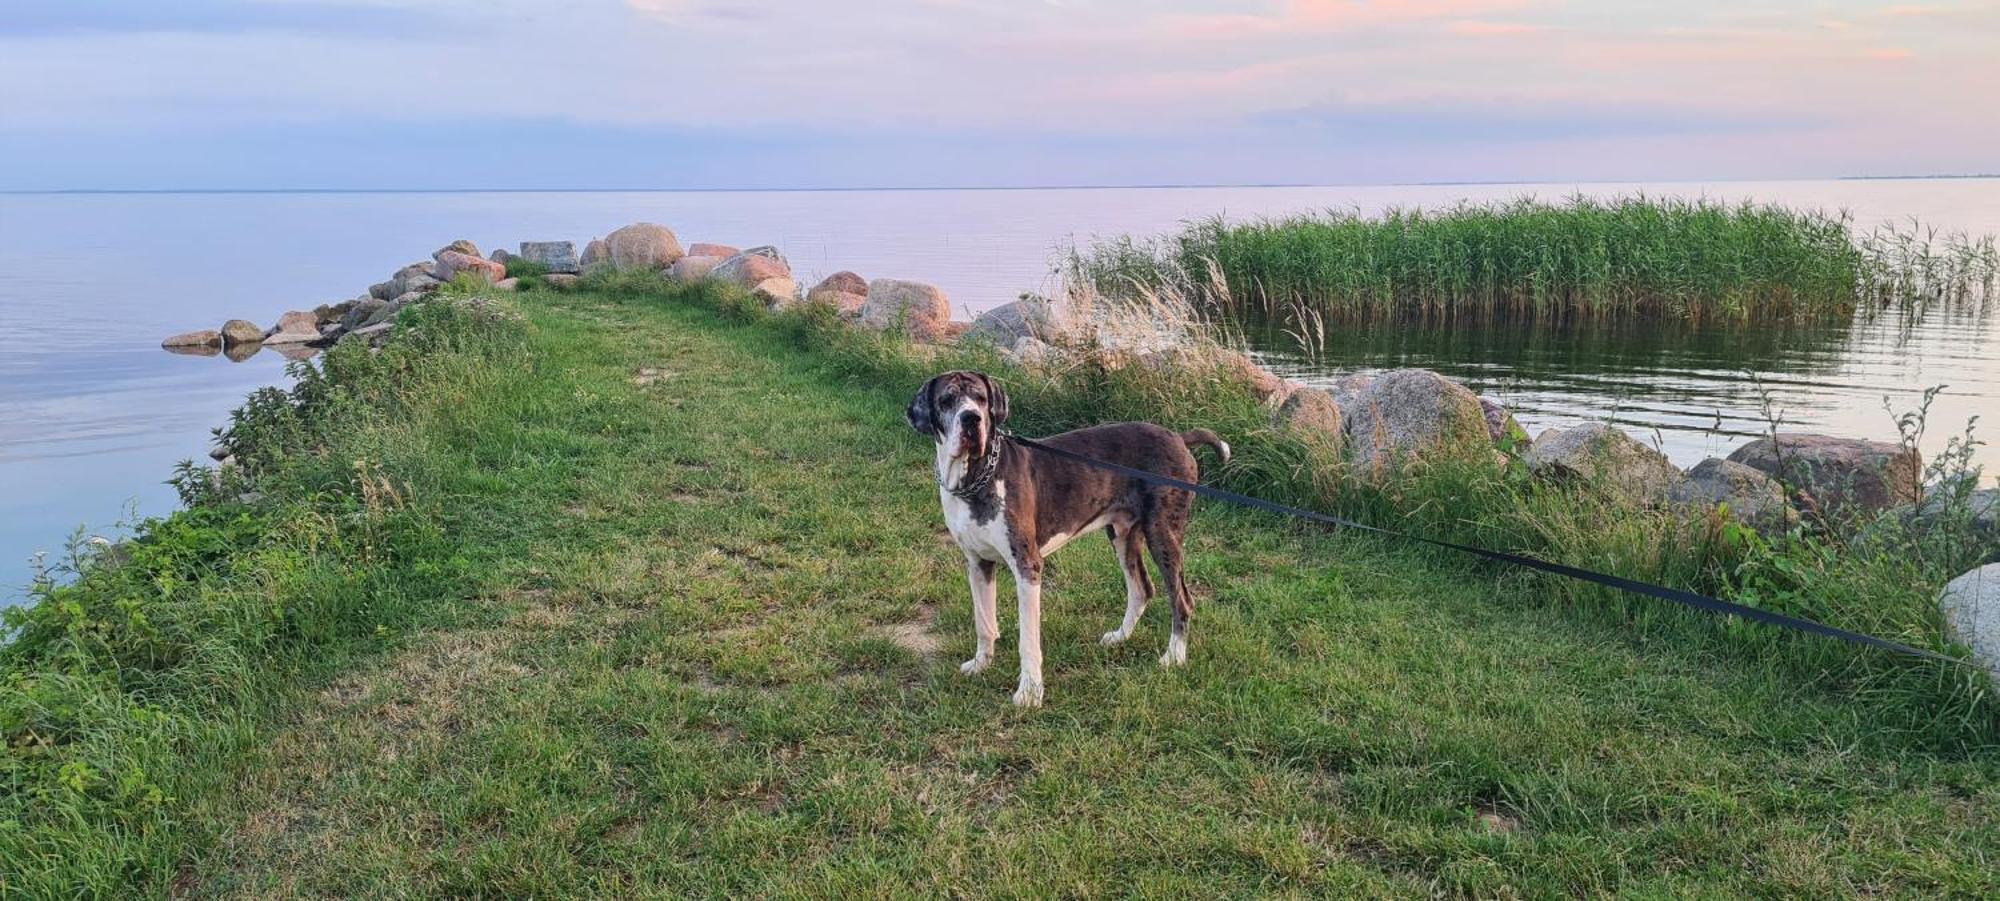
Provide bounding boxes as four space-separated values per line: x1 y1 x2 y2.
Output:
4 277 1999 895
1065 195 1999 321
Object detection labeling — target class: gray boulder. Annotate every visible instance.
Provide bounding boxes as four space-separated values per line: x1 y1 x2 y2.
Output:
162 329 222 349
860 279 954 343
1668 457 1796 531
1940 564 2000 687
1341 369 1492 472
341 298 387 330
489 248 514 265
1727 433 1920 520
1882 487 2000 555
740 245 786 263
605 222 684 269
368 279 397 301
1005 336 1055 367
220 319 264 347
963 296 1067 347
518 241 578 273
1526 423 1682 502
388 262 440 297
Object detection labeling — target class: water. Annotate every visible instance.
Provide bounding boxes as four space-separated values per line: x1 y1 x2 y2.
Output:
2 180 1997 603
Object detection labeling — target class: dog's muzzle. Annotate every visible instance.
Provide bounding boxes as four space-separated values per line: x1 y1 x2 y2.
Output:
957 410 986 459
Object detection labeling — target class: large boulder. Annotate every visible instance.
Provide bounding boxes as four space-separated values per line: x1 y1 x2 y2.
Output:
1668 457 1796 531
580 238 610 269
687 242 741 258
1882 487 2000 555
341 298 387 330
1526 422 1682 502
389 262 441 297
1727 433 1920 520
432 239 479 261
1212 350 1285 402
368 279 397 301
751 277 801 309
605 222 684 269
433 250 505 284
1274 387 1342 454
668 255 724 282
220 319 264 347
162 329 222 349
806 271 868 315
489 248 514 265
962 296 1068 347
517 241 579 273
262 310 322 345
859 279 953 343
1940 564 2000 687
711 251 792 290
1340 369 1492 472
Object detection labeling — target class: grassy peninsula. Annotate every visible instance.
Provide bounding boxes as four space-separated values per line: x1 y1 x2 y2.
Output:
1069 196 1998 320
5 277 1999 896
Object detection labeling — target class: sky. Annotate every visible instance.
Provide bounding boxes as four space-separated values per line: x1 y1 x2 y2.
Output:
1 0 1995 190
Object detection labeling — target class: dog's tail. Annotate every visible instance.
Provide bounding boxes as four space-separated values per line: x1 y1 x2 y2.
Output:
1179 428 1231 465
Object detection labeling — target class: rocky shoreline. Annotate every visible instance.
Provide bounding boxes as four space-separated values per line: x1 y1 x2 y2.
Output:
170 220 2000 681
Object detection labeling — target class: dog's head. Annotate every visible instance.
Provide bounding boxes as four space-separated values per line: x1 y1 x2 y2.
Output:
907 370 1010 460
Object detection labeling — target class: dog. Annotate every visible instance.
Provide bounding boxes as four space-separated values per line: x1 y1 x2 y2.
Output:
906 371 1229 707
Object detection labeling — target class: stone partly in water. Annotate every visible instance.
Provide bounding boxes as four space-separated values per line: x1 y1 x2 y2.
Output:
962 296 1068 347
605 222 684 269
518 240 579 273
1727 433 1921 520
1526 422 1683 502
223 341 261 362
1939 564 2000 687
859 278 954 343
263 310 322 344
1667 457 1796 532
1340 369 1492 473
162 329 223 349
220 319 264 347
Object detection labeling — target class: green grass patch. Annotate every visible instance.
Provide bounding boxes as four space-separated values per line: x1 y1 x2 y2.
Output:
1067 195 1997 321
4 279 1998 895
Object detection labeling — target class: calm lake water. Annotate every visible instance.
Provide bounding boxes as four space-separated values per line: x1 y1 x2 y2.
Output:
2 180 1997 603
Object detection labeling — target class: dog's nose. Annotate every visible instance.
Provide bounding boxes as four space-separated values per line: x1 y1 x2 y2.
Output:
960 410 982 427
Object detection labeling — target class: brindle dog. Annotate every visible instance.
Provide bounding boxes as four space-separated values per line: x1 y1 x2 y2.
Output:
907 371 1229 707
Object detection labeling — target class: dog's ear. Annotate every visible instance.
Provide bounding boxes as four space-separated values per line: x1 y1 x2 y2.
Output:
980 372 1009 428
906 376 941 436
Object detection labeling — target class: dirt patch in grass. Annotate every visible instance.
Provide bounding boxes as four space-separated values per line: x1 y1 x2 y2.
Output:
872 604 942 656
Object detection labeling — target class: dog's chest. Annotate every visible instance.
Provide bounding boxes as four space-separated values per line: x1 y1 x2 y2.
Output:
942 481 1013 563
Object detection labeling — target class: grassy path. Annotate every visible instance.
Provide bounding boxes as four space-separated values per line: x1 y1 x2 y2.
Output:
187 290 1999 896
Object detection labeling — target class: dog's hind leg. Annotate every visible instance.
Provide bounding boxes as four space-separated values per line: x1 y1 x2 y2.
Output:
960 557 999 675
1144 515 1194 667
1099 524 1152 647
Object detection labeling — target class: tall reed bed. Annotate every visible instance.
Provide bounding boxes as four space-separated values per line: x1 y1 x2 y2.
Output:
1064 195 1997 321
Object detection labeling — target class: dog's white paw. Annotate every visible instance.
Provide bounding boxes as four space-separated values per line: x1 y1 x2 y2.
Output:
1158 634 1188 668
1099 629 1130 647
1011 675 1044 708
959 654 991 676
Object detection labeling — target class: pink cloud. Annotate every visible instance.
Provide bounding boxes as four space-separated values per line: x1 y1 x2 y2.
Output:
1154 0 1536 41
1447 19 1544 35
1866 46 1916 59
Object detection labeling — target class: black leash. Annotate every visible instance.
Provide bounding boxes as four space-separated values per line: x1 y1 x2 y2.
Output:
1004 431 1970 669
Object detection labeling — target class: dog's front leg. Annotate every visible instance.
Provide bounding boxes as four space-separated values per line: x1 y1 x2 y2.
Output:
960 557 999 675
1009 553 1045 707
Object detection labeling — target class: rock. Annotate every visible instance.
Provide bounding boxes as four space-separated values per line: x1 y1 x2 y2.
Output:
1940 564 2000 686
262 310 321 345
1341 369 1491 472
270 344 320 362
1727 433 1921 519
517 241 578 273
220 319 264 347
740 245 786 263
580 238 610 269
1480 397 1528 446
751 277 800 308
432 250 505 284
1526 422 1682 502
348 322 394 346
1274 387 1342 454
162 342 220 358
162 329 222 349
389 262 440 297
1668 457 1796 531
368 280 397 301
605 222 684 269
222 342 260 362
432 239 479 261
668 255 724 282
1006 336 1055 366
312 300 354 324
807 271 868 309
1885 487 2000 552
1214 349 1285 401
963 296 1068 347
341 298 387 330
489 248 514 265
543 273 580 289
362 300 406 328
711 251 792 290
936 321 971 343
687 242 741 258
859 278 953 342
